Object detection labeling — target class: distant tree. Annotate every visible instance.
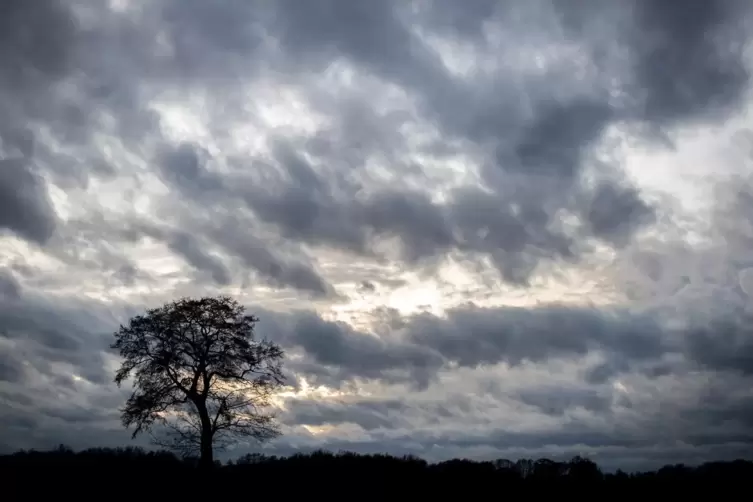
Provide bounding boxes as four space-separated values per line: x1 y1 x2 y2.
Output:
567 455 602 482
112 296 285 469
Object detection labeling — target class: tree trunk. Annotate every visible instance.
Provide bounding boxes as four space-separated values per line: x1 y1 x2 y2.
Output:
199 432 213 470
197 404 214 470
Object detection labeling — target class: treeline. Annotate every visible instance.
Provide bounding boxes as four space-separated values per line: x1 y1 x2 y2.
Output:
2 445 751 494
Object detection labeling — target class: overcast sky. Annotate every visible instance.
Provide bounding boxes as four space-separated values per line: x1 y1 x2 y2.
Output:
2 0 753 472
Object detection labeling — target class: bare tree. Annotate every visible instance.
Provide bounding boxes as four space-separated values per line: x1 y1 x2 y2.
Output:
112 296 285 469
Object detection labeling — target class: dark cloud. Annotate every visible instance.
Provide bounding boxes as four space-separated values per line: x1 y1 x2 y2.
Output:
512 100 613 178
0 0 104 189
449 187 575 284
1 277 752 465
0 350 25 384
284 397 407 431
1 0 752 470
167 231 233 286
157 142 223 195
556 0 751 126
0 0 74 76
0 385 138 453
517 386 612 416
0 293 121 386
206 218 337 298
183 2 676 285
4 288 685 407
629 0 750 126
0 268 21 300
4 0 749 281
262 300 750 393
263 373 753 471
155 0 271 83
268 311 444 389
406 304 670 371
0 0 76 111
421 0 500 39
272 0 416 79
239 147 370 257
123 214 336 297
0 159 57 245
585 182 655 245
686 316 753 376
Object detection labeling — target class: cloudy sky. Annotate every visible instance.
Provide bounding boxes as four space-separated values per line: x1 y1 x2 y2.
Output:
2 0 753 471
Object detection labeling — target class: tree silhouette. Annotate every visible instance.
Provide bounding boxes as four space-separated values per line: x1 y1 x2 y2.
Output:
112 296 285 469
5 446 753 495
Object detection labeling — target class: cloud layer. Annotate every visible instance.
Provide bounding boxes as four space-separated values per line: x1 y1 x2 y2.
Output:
2 0 753 470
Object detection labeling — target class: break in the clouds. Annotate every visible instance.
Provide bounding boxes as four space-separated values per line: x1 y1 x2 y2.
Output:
2 0 753 470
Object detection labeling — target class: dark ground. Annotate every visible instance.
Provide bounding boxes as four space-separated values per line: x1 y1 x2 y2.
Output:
2 445 751 496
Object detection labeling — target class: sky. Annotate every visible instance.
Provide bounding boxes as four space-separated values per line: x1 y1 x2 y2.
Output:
1 0 753 472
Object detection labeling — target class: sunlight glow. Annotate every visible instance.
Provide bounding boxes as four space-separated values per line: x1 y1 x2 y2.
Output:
152 99 212 145
301 424 336 436
613 381 630 394
272 377 351 411
619 106 753 216
251 83 325 135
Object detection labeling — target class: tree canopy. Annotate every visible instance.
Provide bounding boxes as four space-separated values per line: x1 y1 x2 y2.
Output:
111 296 285 468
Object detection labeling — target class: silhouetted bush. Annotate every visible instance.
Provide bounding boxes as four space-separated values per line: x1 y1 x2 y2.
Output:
3 445 751 496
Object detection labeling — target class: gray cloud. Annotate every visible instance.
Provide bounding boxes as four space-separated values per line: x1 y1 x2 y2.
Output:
264 311 444 389
0 268 21 300
687 316 753 376
585 182 655 245
628 0 750 126
405 304 670 371
266 372 753 471
0 0 752 470
0 158 57 245
284 397 407 431
0 0 76 127
0 293 116 385
512 100 613 178
517 386 613 416
0 350 25 384
203 1 690 285
166 231 233 286
157 142 223 196
1 272 752 466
